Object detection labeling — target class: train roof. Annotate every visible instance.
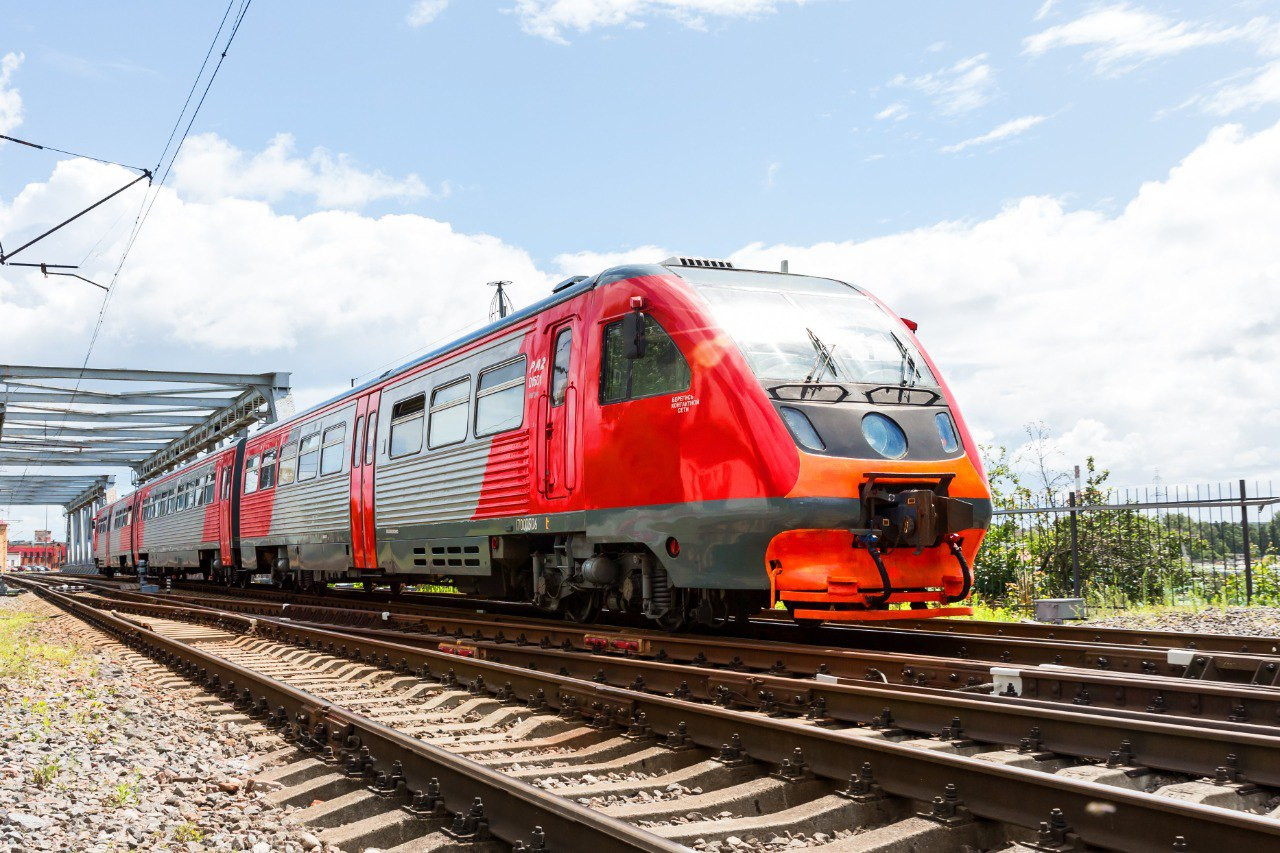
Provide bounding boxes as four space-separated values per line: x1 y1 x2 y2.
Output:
266 263 676 436
106 257 818 501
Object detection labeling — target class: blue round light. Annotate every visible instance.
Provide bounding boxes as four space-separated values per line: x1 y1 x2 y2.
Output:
862 413 908 459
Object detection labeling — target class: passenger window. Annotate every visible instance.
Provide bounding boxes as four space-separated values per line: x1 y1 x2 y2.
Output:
600 315 691 404
244 456 261 494
428 378 470 448
365 413 378 465
260 449 278 490
297 433 321 481
475 357 526 437
389 394 425 458
320 424 347 475
278 442 298 486
551 329 572 407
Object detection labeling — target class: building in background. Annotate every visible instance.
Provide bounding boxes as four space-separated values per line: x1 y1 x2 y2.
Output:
2 526 66 570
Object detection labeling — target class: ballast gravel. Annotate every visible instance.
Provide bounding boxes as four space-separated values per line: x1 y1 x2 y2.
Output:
1085 605 1280 637
0 593 334 852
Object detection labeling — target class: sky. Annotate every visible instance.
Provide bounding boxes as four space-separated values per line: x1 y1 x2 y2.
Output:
2 0 1279 539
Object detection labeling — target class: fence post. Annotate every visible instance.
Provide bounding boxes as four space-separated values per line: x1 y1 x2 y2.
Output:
1240 479 1253 605
1069 490 1081 598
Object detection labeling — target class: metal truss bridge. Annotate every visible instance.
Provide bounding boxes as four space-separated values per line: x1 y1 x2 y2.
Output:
0 364 290 570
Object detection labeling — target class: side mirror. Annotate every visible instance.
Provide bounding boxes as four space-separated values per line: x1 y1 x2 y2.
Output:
622 309 646 359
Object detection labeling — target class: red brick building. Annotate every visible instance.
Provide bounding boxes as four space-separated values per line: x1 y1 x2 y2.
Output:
2 526 66 570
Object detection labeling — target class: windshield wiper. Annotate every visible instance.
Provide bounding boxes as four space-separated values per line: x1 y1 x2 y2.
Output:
890 332 919 390
803 328 839 388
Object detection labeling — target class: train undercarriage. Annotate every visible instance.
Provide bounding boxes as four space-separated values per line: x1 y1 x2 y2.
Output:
98 534 770 629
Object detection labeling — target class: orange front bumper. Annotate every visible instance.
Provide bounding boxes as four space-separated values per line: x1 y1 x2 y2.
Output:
766 529 970 619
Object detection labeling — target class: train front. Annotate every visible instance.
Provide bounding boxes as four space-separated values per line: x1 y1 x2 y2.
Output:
676 263 992 621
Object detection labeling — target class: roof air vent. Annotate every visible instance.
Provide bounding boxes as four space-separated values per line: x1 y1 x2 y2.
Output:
661 256 735 269
552 275 589 293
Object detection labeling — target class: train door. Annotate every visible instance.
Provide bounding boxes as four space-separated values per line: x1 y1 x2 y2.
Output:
542 320 578 500
217 455 236 569
128 494 141 568
349 391 381 568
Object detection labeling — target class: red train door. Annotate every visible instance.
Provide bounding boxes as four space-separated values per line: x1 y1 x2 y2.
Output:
217 456 235 568
129 494 141 567
349 391 381 568
543 320 577 499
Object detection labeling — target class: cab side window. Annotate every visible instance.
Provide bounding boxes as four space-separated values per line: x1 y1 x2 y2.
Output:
551 329 572 407
600 315 691 404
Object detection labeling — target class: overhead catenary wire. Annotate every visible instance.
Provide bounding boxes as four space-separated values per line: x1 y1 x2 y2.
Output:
0 133 149 174
2 0 256 520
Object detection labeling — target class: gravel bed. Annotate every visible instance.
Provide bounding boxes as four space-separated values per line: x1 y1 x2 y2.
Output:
690 829 860 850
581 781 703 808
0 594 330 852
1085 606 1280 636
533 769 661 789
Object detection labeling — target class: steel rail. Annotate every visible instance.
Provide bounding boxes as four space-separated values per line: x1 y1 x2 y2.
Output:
17 579 682 853
95 584 1280 722
77 584 1280 725
815 616 1280 656
74 576 1280 666
43 583 1280 850
172 578 1280 683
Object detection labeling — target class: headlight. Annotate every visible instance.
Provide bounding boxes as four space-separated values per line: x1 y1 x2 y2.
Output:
935 412 960 453
862 413 908 459
780 407 825 452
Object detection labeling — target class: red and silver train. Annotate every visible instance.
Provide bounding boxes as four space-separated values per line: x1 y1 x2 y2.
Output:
94 257 991 626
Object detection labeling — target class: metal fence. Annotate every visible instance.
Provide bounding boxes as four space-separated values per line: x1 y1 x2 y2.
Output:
973 478 1280 609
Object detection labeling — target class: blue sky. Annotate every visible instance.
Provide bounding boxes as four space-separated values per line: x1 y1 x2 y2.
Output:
3 1 1280 537
5 1 1277 261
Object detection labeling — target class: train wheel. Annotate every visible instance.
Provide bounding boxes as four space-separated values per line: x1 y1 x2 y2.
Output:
562 592 601 623
653 609 689 632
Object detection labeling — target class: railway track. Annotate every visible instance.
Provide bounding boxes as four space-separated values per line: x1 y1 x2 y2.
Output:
20 574 1280 852
77 576 1280 726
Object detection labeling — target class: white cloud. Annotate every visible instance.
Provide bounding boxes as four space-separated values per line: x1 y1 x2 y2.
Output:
169 133 439 209
6 121 1280 531
0 52 24 135
728 120 1280 487
765 161 781 188
0 150 549 434
1193 61 1280 114
511 0 806 44
940 114 1048 153
551 245 672 277
1034 0 1056 22
890 53 995 116
874 102 909 121
407 0 449 27
1023 4 1256 74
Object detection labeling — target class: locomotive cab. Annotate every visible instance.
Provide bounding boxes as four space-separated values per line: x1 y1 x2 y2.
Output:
671 261 991 621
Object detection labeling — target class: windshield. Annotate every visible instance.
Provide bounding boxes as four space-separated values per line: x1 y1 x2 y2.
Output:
676 267 935 387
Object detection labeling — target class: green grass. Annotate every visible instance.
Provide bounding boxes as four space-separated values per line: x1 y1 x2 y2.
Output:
106 778 139 808
0 612 93 681
28 757 61 789
171 823 205 843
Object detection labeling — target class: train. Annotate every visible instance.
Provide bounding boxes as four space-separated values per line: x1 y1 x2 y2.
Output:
94 256 992 627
